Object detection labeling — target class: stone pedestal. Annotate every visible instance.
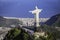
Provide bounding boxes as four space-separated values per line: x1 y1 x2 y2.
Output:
33 31 48 40
33 32 45 40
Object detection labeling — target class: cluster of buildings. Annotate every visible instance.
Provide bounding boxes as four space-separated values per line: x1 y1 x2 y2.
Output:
19 18 49 26
4 17 50 26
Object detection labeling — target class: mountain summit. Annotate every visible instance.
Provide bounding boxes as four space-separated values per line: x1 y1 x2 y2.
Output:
45 14 60 26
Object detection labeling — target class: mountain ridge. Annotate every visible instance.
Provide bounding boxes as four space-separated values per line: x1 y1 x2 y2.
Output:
45 14 60 26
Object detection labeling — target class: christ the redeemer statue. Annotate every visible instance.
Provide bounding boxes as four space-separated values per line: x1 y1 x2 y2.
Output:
29 6 42 28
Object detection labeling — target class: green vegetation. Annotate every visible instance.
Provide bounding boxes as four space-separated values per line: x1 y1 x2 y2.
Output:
40 24 60 40
32 24 60 40
4 28 32 40
4 24 60 40
53 21 60 27
33 31 56 40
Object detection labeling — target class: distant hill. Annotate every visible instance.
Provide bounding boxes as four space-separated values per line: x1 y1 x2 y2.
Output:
45 14 60 26
0 16 23 27
0 16 6 26
5 19 23 27
53 14 60 27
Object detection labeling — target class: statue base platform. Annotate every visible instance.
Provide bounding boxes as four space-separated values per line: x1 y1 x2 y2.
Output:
33 31 48 40
33 27 48 40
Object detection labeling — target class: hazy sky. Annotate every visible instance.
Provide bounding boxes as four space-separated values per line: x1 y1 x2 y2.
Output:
0 0 60 18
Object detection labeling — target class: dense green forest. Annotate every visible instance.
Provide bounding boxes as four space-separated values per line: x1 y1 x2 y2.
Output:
3 25 60 40
4 28 33 40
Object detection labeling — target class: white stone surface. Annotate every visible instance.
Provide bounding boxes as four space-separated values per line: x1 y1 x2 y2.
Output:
29 6 42 27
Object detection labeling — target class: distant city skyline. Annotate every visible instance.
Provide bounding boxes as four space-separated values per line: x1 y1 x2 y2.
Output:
0 0 60 18
4 16 49 26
